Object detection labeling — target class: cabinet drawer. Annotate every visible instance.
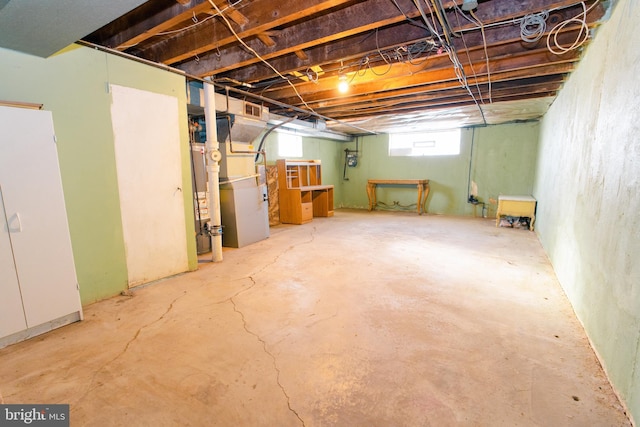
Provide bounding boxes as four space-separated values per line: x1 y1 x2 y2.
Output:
301 202 313 222
498 200 536 217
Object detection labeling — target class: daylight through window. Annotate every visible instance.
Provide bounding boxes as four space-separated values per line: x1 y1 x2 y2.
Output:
389 129 461 156
277 131 303 158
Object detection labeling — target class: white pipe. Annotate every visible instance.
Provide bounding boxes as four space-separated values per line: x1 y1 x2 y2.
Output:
204 80 223 262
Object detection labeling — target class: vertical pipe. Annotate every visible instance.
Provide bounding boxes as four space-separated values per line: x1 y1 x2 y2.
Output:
204 80 223 262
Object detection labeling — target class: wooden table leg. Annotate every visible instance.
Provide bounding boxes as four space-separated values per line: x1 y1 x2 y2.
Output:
421 183 430 214
416 184 423 214
373 185 377 210
366 183 375 211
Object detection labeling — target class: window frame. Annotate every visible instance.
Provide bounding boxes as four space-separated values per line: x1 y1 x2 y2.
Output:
277 131 303 158
388 129 461 157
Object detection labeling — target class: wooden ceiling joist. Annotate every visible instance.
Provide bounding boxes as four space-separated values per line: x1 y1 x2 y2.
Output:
83 0 608 127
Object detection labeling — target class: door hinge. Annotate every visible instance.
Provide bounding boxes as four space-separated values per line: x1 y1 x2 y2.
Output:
53 135 58 144
76 283 80 291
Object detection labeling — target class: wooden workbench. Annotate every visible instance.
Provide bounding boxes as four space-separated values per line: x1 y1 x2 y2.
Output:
366 179 430 215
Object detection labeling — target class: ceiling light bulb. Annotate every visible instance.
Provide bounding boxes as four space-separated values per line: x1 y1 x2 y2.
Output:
338 75 349 93
461 0 478 11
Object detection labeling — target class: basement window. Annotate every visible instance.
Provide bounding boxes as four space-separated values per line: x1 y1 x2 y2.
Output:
389 129 461 156
277 131 303 158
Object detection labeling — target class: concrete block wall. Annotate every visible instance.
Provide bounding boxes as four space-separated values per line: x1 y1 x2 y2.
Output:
534 0 640 422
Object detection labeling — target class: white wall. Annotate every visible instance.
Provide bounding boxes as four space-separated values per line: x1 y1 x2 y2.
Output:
534 0 640 422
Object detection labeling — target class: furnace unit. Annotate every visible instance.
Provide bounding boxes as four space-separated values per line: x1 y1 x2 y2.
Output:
216 102 270 248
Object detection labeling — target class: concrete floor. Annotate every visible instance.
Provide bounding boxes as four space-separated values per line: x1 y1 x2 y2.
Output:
0 210 631 426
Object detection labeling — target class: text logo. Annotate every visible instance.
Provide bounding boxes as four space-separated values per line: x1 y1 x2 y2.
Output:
0 405 69 426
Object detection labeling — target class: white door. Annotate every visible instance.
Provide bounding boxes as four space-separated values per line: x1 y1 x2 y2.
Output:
110 85 188 287
0 106 82 329
0 186 27 337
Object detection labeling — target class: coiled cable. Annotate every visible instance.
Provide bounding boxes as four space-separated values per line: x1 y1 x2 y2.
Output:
520 11 549 43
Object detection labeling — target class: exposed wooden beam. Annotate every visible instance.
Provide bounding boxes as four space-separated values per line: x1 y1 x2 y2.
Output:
81 0 609 130
226 8 249 26
257 33 277 47
306 82 563 117
178 0 421 76
263 42 580 102
95 0 212 50
294 50 309 61
139 0 358 64
305 78 563 113
216 5 590 84
273 55 577 108
311 92 556 121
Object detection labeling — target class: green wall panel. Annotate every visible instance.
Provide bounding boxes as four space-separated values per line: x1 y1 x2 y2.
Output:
534 0 640 421
263 123 539 218
334 125 538 216
470 122 539 218
0 44 196 305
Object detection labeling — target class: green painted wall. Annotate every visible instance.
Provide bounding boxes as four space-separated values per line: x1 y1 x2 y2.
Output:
0 44 196 305
469 122 539 217
334 125 538 216
264 132 345 202
262 123 539 217
533 0 640 422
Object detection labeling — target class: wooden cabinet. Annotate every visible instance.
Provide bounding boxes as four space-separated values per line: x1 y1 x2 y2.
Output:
276 159 334 224
496 195 536 230
0 106 83 348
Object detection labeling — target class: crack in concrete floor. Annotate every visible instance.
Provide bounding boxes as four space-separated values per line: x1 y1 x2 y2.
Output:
0 213 630 425
230 293 305 426
73 292 187 407
200 229 317 425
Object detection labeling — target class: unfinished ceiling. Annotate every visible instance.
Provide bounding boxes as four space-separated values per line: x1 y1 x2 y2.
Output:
0 0 148 58
84 0 611 134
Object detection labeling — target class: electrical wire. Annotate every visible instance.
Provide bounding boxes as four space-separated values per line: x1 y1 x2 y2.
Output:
328 36 438 84
390 0 430 31
428 0 454 45
419 0 445 45
118 1 242 49
406 39 437 65
202 0 595 124
206 0 317 113
453 6 485 104
305 68 319 83
307 0 597 88
520 11 549 43
444 1 599 37
156 13 216 36
432 0 462 38
372 28 394 76
421 0 466 87
467 126 475 201
546 1 599 55
417 0 487 124
469 9 492 103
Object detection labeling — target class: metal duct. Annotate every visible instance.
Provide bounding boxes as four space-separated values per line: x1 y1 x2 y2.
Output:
216 114 267 145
